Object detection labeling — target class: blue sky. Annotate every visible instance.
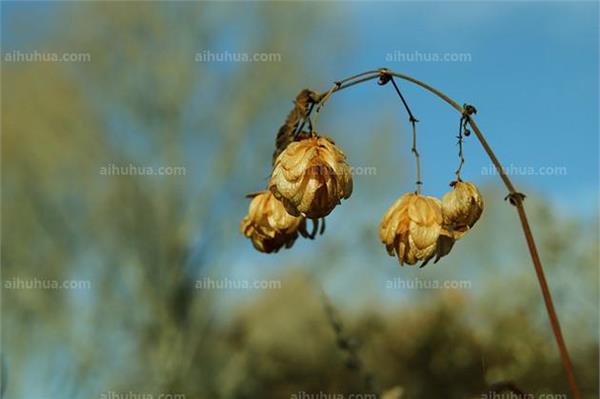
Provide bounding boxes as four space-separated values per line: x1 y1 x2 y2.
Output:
3 1 598 216
3 1 598 301
319 1 599 216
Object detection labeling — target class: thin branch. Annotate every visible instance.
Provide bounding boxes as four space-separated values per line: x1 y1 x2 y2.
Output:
388 77 422 193
319 289 379 397
389 77 418 123
313 71 382 132
467 117 579 399
313 82 339 132
294 102 315 136
337 69 382 85
309 68 581 399
410 119 421 194
455 116 466 181
319 72 381 100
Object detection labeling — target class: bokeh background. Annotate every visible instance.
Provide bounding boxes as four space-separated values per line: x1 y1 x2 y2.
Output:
1 1 598 399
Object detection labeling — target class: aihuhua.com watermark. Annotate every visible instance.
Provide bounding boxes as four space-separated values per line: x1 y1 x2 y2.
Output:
99 163 186 176
195 49 282 63
481 393 566 399
195 277 281 290
100 391 185 399
385 50 472 63
3 277 91 290
481 164 567 177
386 277 472 290
291 392 376 399
3 50 91 63
305 165 377 177
350 165 377 176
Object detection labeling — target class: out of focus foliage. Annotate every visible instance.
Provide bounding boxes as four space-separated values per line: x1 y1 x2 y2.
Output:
1 2 598 399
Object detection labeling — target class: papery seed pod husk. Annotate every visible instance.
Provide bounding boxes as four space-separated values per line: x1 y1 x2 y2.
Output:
429 228 456 266
379 193 444 266
269 135 353 218
272 89 320 164
240 191 305 253
441 181 484 239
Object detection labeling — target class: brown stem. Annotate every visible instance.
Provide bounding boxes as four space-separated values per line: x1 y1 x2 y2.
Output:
469 117 579 398
410 120 422 194
319 288 379 395
313 68 580 399
455 116 466 181
388 76 422 193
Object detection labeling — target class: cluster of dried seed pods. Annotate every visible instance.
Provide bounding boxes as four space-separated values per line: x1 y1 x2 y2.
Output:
241 83 483 267
241 89 354 253
241 134 353 252
379 181 484 267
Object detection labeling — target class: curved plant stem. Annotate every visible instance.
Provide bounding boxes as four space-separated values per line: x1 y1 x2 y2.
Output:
410 119 421 194
468 117 580 399
455 116 466 181
388 77 422 193
312 68 581 399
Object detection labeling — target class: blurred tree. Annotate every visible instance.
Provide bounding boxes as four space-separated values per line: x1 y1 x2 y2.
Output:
2 2 336 398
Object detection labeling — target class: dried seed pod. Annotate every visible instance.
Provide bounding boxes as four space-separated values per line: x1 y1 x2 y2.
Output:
272 89 320 164
269 135 353 218
240 191 305 253
433 228 457 265
441 181 484 239
379 193 447 266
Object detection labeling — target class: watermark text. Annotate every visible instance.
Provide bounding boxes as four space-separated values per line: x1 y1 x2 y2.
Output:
481 164 567 177
3 277 91 290
3 50 91 63
99 163 186 177
195 277 281 290
385 50 472 63
195 50 281 63
386 277 471 290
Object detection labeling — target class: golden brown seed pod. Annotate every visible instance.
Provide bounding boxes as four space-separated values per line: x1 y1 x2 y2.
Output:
269 135 353 218
379 193 448 266
441 181 484 239
240 191 305 253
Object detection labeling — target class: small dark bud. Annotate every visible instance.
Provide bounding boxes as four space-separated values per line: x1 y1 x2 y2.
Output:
378 72 391 86
504 192 527 206
463 103 477 115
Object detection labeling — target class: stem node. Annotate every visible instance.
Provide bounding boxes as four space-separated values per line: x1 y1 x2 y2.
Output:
505 192 527 206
